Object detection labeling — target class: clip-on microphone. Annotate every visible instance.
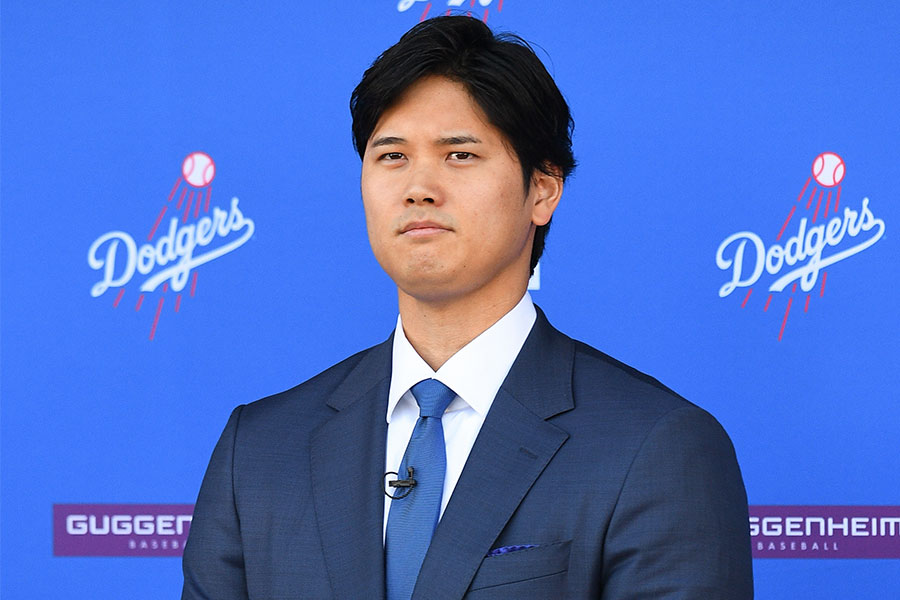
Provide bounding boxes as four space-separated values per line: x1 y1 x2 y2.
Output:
383 466 417 499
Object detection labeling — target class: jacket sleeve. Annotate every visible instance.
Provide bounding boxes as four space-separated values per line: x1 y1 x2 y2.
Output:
600 406 754 599
182 406 250 600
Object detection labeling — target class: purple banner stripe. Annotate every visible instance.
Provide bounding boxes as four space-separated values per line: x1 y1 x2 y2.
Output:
53 504 900 559
750 505 900 559
53 504 194 557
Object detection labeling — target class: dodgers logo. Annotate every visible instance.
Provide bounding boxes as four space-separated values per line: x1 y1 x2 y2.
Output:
716 152 885 340
397 0 503 23
87 153 255 339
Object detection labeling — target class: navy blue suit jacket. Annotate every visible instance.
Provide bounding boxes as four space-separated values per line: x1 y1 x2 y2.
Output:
183 309 753 598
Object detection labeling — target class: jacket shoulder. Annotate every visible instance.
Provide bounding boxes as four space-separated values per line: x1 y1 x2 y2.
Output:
573 339 685 401
239 336 391 425
563 335 721 437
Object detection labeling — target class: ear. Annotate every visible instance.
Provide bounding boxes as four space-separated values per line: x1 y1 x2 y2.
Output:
529 164 564 227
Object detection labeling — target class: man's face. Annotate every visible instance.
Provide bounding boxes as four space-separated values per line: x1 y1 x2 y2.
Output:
360 75 559 305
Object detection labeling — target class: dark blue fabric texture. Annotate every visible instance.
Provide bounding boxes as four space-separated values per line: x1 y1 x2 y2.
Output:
182 309 753 599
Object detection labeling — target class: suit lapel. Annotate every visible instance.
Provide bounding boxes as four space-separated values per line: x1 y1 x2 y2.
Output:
412 309 575 599
309 339 392 600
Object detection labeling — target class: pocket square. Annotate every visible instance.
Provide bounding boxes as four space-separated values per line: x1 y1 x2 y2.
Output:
486 544 538 557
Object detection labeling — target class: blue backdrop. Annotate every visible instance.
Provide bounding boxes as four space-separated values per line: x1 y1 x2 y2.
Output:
2 1 898 597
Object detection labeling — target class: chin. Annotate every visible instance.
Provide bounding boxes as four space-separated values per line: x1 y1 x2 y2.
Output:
394 256 456 285
395 271 473 304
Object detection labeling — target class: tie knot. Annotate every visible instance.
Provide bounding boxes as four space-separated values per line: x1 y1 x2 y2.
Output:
410 379 455 418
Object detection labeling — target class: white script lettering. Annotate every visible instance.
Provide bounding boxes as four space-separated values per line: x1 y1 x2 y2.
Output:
716 198 885 297
397 0 492 12
88 197 254 297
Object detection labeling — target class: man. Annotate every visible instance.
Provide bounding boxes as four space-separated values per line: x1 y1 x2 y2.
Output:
183 16 753 599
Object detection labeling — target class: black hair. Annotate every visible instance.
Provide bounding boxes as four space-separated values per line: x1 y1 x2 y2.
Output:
350 15 575 274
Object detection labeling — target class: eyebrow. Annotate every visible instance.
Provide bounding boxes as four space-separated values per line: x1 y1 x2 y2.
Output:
369 134 483 148
436 135 482 146
370 136 405 148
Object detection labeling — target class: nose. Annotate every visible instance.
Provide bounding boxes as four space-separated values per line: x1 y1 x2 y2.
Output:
404 160 442 206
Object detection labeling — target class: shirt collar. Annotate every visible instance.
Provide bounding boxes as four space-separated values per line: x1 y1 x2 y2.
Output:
387 292 537 423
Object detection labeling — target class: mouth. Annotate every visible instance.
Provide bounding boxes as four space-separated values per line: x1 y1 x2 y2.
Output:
399 220 452 237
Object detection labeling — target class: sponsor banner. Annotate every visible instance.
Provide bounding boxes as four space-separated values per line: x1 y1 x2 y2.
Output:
53 504 193 557
55 503 900 559
751 505 900 559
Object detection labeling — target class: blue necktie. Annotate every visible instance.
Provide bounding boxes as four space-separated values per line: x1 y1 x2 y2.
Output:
385 379 456 600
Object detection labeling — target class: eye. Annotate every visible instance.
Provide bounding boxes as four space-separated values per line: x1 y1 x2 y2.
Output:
379 152 405 161
449 152 475 161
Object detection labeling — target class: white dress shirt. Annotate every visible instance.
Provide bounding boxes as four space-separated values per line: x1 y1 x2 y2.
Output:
383 292 537 540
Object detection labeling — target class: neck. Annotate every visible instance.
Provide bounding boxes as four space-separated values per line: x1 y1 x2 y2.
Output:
398 284 528 371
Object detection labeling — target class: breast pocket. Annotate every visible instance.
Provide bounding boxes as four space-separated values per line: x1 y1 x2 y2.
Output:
465 540 571 599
